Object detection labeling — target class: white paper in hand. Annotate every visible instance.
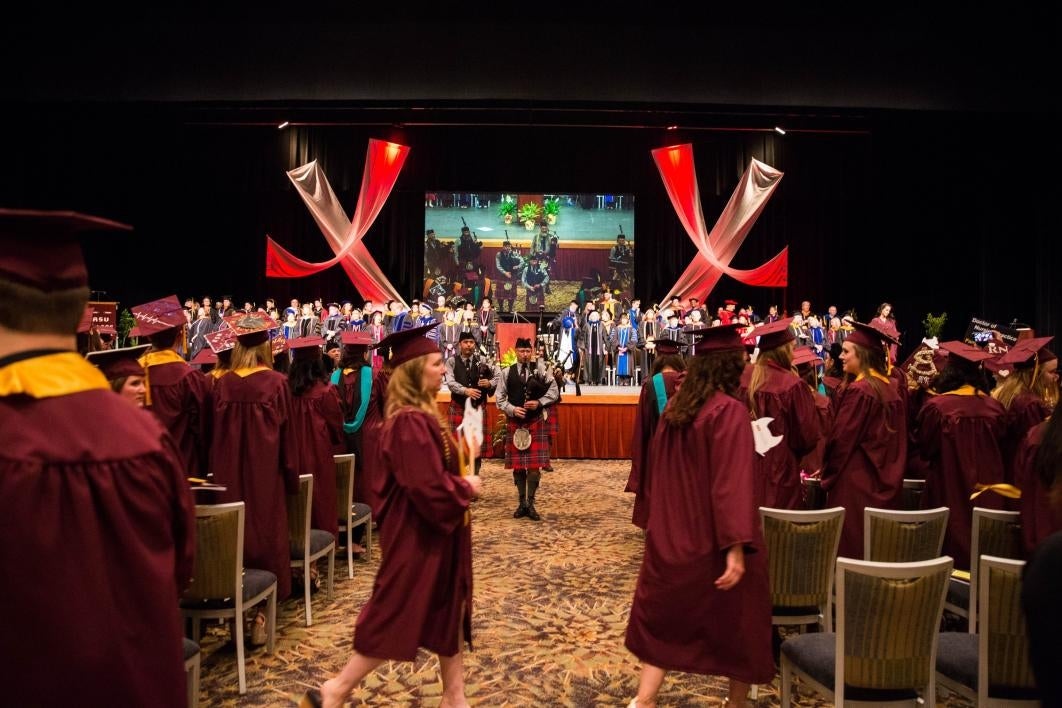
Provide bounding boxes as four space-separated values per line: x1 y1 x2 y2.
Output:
751 417 783 456
456 398 484 473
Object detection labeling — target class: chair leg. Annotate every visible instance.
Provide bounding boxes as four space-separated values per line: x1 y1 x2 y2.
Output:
749 684 759 701
190 616 201 643
347 525 354 579
188 654 200 708
366 521 373 562
304 561 313 627
267 589 277 654
780 654 792 706
328 548 336 600
235 610 247 695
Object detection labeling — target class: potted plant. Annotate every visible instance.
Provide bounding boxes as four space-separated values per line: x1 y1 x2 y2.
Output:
497 195 516 224
518 201 542 230
543 197 560 225
922 311 947 347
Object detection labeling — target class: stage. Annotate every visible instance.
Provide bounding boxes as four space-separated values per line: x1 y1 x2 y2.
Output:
436 382 639 460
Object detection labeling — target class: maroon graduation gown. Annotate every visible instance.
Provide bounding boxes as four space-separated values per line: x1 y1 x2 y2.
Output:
361 369 392 517
354 408 475 660
290 380 344 537
1014 422 1062 555
916 388 1007 569
1 354 195 708
740 362 823 509
625 391 775 684
626 370 682 529
1000 391 1050 482
822 375 907 558
798 388 833 478
210 367 299 599
145 359 213 477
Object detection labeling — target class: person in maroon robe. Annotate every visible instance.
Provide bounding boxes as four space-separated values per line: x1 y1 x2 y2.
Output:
992 337 1057 481
288 337 344 538
739 318 822 510
131 295 213 477
86 343 151 407
625 325 773 708
1015 414 1062 554
869 301 901 363
0 209 195 708
821 321 908 558
211 312 300 620
304 324 482 708
626 338 685 529
330 329 376 551
916 341 1008 569
793 346 833 503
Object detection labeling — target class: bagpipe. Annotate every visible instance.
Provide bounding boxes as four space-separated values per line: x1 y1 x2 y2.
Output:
467 353 497 409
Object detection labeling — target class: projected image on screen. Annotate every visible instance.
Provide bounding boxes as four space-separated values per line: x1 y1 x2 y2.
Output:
423 192 635 314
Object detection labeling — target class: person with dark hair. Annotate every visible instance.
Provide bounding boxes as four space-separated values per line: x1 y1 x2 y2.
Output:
288 337 344 543
445 331 497 476
494 240 523 314
0 209 194 708
869 302 900 364
820 321 907 558
793 346 833 488
916 341 1007 568
303 323 482 708
522 253 549 309
211 312 300 640
625 325 773 708
625 337 685 529
496 337 559 520
131 295 213 478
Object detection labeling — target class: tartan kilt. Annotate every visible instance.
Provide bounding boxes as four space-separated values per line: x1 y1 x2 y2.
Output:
544 404 559 442
504 417 551 470
448 399 489 456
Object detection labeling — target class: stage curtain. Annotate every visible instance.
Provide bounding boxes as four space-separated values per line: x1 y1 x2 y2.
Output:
265 139 410 304
651 143 788 299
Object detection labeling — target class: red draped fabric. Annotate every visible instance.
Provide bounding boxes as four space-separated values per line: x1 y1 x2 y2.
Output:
265 139 410 304
651 143 787 299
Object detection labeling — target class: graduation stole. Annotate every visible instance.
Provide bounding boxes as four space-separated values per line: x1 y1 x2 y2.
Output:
231 366 270 378
0 352 109 399
138 349 188 406
855 369 892 385
939 385 982 397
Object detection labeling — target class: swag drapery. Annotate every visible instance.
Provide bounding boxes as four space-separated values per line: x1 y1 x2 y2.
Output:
651 143 788 300
265 139 410 305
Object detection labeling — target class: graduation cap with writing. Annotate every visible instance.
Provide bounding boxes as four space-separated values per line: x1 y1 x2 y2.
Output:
86 344 150 380
792 346 823 369
130 295 186 337
205 325 237 355
271 333 289 357
683 324 745 354
289 336 325 361
650 337 684 356
0 208 132 294
384 322 441 368
223 312 279 347
340 330 375 348
755 317 796 351
995 336 1056 369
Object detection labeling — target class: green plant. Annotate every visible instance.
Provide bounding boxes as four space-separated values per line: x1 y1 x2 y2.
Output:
923 311 947 339
498 348 518 368
118 308 137 346
543 197 560 216
497 195 516 217
518 201 542 224
492 412 508 450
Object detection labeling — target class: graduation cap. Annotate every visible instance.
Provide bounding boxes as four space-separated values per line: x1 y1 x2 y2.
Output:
271 333 289 357
755 317 796 351
340 330 374 348
996 336 1056 368
792 346 823 369
384 322 441 368
724 299 738 306
845 321 900 351
938 340 996 367
223 312 279 347
205 326 237 354
683 324 744 354
189 348 218 366
0 208 132 293
650 337 684 356
130 295 186 337
289 336 325 360
326 302 340 310
86 344 150 380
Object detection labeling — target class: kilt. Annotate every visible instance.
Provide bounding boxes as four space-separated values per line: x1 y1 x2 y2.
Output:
544 404 559 443
505 416 551 470
448 399 489 456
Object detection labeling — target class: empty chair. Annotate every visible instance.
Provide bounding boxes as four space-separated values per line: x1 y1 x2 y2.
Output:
780 556 953 706
180 502 277 695
936 556 1038 705
288 474 336 626
183 638 200 708
760 506 845 632
335 452 373 569
900 478 926 510
945 508 1023 632
864 506 949 562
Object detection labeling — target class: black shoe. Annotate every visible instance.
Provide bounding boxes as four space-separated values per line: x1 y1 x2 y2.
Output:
526 504 541 521
542 465 554 472
513 505 529 518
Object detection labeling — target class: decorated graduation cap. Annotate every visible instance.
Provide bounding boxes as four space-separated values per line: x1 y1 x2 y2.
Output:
130 295 186 337
385 322 441 368
651 337 684 356
271 333 288 357
938 340 997 367
205 326 237 354
289 336 325 360
755 317 796 351
86 344 150 380
996 336 1056 368
792 346 823 369
223 311 279 347
0 208 132 293
684 324 745 354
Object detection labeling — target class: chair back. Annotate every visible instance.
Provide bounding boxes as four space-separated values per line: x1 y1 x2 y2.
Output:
836 556 952 701
901 478 926 510
864 506 949 562
978 555 1036 702
760 506 844 628
969 508 1023 632
183 503 244 603
335 454 354 521
286 474 313 556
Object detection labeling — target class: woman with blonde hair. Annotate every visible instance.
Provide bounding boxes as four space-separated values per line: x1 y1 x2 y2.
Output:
993 336 1057 479
305 323 482 708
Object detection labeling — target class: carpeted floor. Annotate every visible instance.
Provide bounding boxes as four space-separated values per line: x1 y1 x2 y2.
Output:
195 459 972 707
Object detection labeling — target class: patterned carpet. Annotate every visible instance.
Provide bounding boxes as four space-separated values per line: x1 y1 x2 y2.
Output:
196 459 973 707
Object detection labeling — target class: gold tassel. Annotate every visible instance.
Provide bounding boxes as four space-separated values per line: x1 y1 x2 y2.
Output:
970 482 1022 501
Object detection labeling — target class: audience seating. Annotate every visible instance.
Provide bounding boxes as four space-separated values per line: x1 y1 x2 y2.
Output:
864 506 948 562
287 474 336 627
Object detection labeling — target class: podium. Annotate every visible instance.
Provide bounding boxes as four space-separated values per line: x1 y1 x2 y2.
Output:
496 322 536 358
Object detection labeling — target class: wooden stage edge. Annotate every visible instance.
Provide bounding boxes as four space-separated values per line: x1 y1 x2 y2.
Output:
435 385 638 459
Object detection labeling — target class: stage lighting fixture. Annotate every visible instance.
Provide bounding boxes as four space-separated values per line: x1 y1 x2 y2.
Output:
278 121 290 130
774 126 786 135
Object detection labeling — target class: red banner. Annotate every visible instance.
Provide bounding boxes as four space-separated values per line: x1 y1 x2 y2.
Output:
89 301 118 333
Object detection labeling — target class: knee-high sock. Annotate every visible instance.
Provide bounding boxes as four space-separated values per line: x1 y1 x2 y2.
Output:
526 469 541 504
513 469 527 505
